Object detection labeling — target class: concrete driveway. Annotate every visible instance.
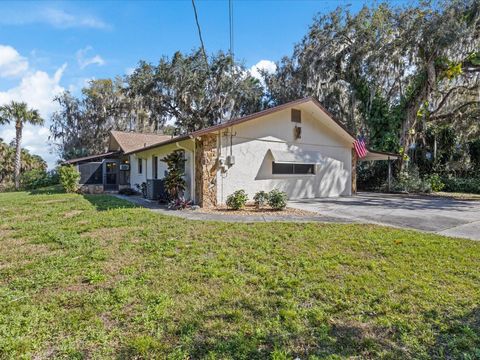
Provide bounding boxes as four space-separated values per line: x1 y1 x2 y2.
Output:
288 192 480 240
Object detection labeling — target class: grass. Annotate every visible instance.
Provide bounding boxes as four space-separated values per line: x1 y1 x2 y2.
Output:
0 190 479 359
431 192 480 201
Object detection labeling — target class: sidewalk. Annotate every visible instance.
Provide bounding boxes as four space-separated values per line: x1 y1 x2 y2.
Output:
113 194 349 223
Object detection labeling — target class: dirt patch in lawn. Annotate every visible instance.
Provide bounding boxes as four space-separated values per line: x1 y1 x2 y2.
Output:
198 204 320 217
0 228 14 239
81 227 129 243
39 199 71 204
64 210 84 218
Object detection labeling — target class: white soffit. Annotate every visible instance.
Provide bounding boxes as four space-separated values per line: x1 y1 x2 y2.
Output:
362 151 400 161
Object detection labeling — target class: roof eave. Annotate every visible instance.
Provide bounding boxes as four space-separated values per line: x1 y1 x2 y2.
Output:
362 148 401 161
124 134 192 155
62 151 121 165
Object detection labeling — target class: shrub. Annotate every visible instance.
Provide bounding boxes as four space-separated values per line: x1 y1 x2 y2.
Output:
168 198 192 210
162 151 186 200
390 165 431 193
135 182 147 198
357 161 389 191
253 191 269 209
442 177 480 194
226 189 248 210
58 165 80 193
267 189 288 210
20 169 59 190
118 187 138 196
428 174 445 192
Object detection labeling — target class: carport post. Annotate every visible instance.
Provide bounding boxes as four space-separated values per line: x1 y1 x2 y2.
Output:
387 156 392 192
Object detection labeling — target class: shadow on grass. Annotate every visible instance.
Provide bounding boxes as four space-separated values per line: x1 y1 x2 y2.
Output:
115 303 480 359
429 307 480 359
28 185 65 195
82 194 139 211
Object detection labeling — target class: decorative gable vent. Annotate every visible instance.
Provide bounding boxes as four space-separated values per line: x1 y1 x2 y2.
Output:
291 108 301 123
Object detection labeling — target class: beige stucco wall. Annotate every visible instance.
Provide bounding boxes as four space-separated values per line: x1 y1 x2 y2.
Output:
216 108 353 204
129 139 195 200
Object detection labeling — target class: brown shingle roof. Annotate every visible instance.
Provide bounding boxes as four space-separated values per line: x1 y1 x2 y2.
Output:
110 131 172 153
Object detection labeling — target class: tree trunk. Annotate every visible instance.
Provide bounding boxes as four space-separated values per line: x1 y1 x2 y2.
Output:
399 62 436 171
14 121 22 190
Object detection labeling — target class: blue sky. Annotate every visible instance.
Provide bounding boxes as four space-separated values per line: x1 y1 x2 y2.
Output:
0 0 402 167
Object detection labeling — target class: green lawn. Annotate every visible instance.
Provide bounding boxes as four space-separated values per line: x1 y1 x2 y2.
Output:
0 190 479 359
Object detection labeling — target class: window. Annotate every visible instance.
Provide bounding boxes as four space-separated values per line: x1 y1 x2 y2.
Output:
272 162 315 175
137 159 143 174
153 156 158 179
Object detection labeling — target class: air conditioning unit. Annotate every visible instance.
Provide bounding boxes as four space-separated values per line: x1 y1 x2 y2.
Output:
119 164 130 171
146 179 166 201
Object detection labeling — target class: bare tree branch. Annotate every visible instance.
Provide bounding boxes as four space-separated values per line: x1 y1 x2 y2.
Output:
430 84 480 116
430 101 480 120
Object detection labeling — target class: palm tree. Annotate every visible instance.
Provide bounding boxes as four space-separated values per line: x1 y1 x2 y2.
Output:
0 101 44 190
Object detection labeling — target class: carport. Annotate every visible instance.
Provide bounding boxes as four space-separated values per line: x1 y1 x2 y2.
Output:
361 149 401 192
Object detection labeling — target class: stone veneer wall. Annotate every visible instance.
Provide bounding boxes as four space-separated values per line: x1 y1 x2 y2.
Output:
80 184 104 194
195 134 218 207
351 148 357 194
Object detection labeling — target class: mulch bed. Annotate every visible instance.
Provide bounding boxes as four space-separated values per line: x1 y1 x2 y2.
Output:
428 192 480 201
196 204 320 217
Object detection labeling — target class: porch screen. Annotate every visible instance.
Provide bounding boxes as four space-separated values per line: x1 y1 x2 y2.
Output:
78 162 103 184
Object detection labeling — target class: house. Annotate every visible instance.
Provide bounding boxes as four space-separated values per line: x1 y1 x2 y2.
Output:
64 130 171 193
66 97 398 205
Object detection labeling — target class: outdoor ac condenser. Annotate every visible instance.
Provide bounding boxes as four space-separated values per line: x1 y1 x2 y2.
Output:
146 179 166 201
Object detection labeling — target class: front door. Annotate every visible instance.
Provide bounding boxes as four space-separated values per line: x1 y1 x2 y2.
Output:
104 160 119 191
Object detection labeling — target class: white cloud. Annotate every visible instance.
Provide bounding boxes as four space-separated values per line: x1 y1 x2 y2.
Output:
0 45 67 169
76 46 106 69
1 126 57 168
68 77 94 95
0 8 110 29
249 60 277 82
42 8 109 29
0 64 66 117
0 45 29 77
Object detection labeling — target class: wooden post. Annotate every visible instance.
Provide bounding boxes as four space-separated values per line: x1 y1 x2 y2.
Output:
388 156 392 193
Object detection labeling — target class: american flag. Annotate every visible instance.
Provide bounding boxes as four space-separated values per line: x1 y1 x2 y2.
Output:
354 135 368 158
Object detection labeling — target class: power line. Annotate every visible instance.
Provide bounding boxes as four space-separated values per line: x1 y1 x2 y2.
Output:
229 0 234 59
191 0 208 66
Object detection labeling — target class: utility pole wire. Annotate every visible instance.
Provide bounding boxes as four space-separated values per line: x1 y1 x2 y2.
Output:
229 0 234 59
191 0 208 67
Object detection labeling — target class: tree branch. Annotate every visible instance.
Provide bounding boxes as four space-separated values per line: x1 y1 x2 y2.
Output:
430 85 479 116
430 101 480 120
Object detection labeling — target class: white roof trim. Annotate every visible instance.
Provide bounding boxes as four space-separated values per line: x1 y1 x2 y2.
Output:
362 151 400 161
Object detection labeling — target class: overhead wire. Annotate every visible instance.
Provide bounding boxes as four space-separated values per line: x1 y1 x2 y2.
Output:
191 0 208 66
229 0 234 59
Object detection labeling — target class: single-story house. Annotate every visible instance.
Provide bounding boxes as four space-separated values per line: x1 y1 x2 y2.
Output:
64 130 172 193
66 97 398 206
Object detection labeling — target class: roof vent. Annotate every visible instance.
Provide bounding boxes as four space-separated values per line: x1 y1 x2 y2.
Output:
291 109 301 123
